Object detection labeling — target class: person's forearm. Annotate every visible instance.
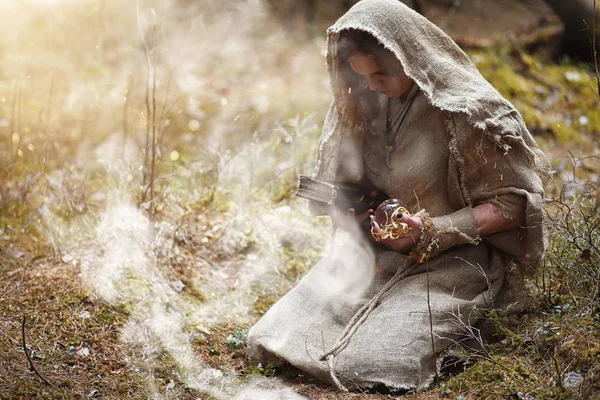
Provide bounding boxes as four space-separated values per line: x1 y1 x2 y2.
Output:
472 203 524 236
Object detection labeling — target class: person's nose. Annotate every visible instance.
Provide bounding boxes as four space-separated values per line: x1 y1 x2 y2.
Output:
366 76 382 92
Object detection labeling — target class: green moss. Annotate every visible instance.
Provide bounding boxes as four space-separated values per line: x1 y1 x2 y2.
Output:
494 64 538 99
445 305 600 399
446 357 565 400
96 304 128 326
468 46 600 148
181 282 207 303
243 363 276 378
586 109 600 133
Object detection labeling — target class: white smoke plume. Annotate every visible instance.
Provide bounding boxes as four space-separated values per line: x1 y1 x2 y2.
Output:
1 0 373 397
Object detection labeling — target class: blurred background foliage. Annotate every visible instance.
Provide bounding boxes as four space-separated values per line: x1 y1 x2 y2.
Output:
0 0 598 399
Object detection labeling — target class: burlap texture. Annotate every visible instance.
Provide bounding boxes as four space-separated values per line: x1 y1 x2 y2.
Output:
317 0 552 267
248 237 506 390
414 208 480 262
248 0 551 391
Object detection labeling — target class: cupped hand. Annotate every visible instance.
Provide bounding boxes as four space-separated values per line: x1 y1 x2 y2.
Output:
370 212 422 252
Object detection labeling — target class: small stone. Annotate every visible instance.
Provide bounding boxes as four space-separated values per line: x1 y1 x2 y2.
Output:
517 392 535 400
579 115 589 126
563 371 584 388
171 280 185 293
564 71 581 82
76 347 90 357
79 311 91 319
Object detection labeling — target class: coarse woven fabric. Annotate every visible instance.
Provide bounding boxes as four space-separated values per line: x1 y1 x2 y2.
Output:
247 0 551 392
248 85 526 391
316 0 552 268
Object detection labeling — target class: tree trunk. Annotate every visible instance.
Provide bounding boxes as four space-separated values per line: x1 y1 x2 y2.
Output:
545 0 598 61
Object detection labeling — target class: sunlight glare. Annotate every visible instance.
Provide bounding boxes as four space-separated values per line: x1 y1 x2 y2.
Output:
0 0 71 7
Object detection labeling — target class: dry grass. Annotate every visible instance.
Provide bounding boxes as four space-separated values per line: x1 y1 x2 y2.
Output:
1 1 599 399
0 255 143 399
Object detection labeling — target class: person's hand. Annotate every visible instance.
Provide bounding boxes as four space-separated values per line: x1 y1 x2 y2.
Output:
329 206 374 232
370 212 421 252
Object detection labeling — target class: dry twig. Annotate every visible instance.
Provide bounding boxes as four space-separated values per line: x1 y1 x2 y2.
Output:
21 315 53 386
137 6 160 207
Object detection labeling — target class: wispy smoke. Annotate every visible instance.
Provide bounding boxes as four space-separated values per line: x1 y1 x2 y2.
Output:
14 0 341 400
57 191 320 398
7 0 358 397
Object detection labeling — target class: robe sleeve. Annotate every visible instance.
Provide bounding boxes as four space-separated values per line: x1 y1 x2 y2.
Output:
448 112 550 268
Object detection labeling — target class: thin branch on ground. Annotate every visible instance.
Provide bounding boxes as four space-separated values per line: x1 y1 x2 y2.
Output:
437 307 517 375
21 315 53 387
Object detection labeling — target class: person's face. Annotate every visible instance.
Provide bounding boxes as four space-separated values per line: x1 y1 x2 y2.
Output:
348 53 412 98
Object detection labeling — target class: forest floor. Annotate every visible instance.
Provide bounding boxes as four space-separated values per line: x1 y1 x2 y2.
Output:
1 1 599 399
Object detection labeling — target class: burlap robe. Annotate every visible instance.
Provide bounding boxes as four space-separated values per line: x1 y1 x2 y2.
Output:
248 0 551 391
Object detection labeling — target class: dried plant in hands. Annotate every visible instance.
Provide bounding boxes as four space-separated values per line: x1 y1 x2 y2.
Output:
371 198 410 242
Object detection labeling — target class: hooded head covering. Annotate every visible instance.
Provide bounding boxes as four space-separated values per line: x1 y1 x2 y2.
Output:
248 4 553 389
314 0 552 267
316 0 551 184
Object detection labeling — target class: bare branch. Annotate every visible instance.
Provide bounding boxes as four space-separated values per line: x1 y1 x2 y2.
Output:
21 315 53 386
